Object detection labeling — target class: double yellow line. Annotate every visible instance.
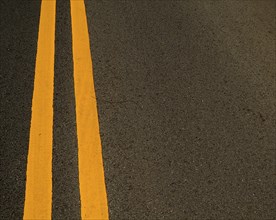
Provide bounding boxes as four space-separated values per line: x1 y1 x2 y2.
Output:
23 0 108 219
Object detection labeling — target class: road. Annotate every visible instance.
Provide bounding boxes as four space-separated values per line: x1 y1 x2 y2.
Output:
0 0 275 219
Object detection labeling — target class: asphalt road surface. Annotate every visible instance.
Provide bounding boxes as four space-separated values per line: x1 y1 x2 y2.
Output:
1 0 275 219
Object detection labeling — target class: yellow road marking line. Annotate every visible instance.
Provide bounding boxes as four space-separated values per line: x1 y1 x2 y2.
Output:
70 0 109 219
23 0 56 219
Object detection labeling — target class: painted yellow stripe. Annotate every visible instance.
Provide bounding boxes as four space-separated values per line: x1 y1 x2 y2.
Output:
70 0 109 219
23 0 56 219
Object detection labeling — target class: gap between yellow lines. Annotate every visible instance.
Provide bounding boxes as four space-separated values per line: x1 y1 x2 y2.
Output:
70 0 109 219
23 0 56 219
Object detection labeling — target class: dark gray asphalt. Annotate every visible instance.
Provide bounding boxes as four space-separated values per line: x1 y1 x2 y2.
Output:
0 1 40 219
1 0 275 219
87 1 275 219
